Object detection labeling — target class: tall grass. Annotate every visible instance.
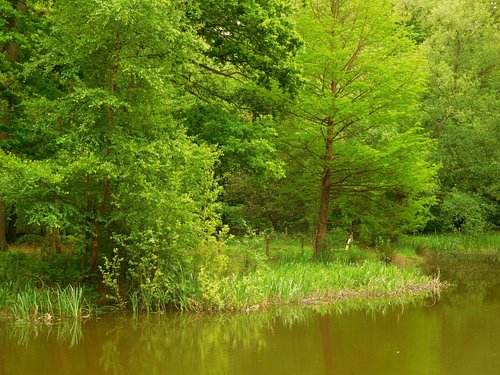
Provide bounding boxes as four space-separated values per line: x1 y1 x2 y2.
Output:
191 259 441 312
3 285 89 322
398 233 500 254
57 285 86 319
120 234 443 313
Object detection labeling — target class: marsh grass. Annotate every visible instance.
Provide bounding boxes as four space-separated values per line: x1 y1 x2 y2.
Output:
57 285 87 319
153 233 444 313
2 285 89 322
1 232 452 316
398 233 500 254
190 252 441 312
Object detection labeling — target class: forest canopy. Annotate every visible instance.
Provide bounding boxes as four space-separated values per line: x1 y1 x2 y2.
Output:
1 0 498 273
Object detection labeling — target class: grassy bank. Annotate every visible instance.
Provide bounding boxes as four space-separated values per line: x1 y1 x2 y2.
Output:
192 260 441 312
0 251 93 322
164 235 443 312
397 233 499 254
0 233 448 319
0 284 90 322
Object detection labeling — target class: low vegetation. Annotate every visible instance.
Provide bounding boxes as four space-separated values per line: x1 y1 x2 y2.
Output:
0 233 449 320
397 233 500 255
0 251 93 322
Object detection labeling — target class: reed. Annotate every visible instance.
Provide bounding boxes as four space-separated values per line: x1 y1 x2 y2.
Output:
10 287 44 322
198 259 441 312
130 291 140 314
398 233 500 254
57 286 85 319
0 281 16 309
5 285 89 322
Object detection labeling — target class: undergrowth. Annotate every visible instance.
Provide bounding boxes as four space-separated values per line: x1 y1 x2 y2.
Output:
0 232 454 318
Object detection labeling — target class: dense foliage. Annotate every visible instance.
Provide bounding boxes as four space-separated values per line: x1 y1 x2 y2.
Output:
0 0 497 309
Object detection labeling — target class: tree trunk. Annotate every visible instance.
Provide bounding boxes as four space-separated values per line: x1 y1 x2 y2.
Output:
0 1 27 252
0 110 6 250
0 116 6 250
90 30 120 273
6 208 17 243
90 180 109 272
313 120 334 258
0 200 8 251
5 1 26 60
52 198 62 253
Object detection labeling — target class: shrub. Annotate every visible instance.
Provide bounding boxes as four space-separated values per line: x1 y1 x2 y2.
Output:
440 190 495 234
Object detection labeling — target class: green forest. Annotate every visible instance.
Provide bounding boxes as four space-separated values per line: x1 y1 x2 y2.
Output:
0 0 498 317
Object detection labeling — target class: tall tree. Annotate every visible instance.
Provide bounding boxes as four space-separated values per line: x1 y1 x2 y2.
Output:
0 0 29 250
287 0 435 255
401 0 500 232
19 0 224 272
1 0 302 279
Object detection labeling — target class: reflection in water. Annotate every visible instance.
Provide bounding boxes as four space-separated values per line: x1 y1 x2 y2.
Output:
6 319 83 349
426 253 500 305
1 256 499 375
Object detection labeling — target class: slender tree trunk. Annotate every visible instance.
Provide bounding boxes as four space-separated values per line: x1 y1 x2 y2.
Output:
0 116 6 248
52 198 62 253
0 200 7 251
0 117 6 250
0 1 26 252
314 121 334 257
91 180 110 272
6 208 17 243
90 30 120 273
314 78 339 258
52 227 62 253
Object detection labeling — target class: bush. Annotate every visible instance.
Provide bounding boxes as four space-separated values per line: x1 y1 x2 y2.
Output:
0 252 31 285
15 233 44 245
440 190 495 234
0 250 82 287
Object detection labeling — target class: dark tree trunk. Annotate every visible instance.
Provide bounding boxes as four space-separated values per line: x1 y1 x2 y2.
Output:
51 198 62 253
0 200 8 251
90 30 120 273
0 1 28 251
91 180 109 273
313 120 334 258
52 227 62 253
6 208 17 243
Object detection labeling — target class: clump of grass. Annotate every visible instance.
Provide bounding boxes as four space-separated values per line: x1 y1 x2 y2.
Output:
10 286 49 322
189 257 442 312
57 285 86 319
3 285 90 323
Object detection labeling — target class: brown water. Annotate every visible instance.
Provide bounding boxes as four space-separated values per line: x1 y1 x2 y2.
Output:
1 255 499 375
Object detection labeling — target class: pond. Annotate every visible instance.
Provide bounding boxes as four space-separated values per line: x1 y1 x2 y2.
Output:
1 255 499 375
